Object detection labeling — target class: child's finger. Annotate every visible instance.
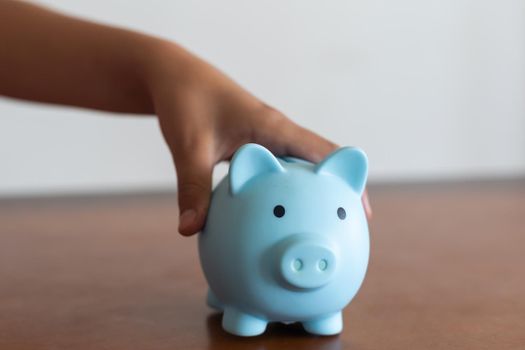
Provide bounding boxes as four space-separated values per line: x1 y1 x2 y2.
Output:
362 189 373 220
281 122 339 163
251 106 337 163
175 151 213 236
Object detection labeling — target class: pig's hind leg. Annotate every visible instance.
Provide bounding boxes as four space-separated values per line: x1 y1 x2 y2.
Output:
206 289 224 311
302 311 343 336
222 307 267 336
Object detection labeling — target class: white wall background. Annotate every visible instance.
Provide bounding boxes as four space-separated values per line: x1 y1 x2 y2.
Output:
1 0 524 196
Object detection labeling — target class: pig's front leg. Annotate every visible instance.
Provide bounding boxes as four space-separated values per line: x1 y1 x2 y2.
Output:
206 289 223 311
222 307 267 336
302 311 343 336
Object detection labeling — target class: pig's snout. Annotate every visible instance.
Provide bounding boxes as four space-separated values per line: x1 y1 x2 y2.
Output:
278 236 337 289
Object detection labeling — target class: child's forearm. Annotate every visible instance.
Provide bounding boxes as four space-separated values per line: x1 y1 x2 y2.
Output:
0 1 168 114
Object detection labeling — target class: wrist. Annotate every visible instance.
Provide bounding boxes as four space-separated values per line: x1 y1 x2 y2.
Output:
139 38 197 95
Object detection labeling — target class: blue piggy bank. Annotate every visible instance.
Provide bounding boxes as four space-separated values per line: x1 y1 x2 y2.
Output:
198 143 369 337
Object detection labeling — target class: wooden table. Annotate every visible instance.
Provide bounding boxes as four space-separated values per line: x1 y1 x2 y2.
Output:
1 180 524 349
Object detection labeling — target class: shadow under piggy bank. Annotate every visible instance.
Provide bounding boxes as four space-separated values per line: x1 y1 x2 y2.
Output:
205 313 343 350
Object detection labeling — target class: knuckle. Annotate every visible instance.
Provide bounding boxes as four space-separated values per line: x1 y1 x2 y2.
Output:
260 104 286 124
178 181 209 199
175 134 205 157
253 104 291 137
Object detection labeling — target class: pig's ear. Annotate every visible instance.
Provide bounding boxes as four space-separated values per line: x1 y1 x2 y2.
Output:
315 147 368 195
229 143 285 195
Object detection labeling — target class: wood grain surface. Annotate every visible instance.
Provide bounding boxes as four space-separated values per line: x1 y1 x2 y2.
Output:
1 180 524 349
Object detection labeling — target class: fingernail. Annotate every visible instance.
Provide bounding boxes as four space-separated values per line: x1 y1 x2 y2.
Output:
363 192 373 219
179 209 197 233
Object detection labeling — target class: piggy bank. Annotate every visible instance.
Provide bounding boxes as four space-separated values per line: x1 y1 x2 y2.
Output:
198 143 369 336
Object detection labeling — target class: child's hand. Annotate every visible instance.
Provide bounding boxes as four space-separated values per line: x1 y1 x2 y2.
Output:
144 43 372 235
0 1 371 236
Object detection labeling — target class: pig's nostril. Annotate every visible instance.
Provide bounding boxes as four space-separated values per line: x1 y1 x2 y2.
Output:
279 238 336 289
318 259 328 271
292 259 303 272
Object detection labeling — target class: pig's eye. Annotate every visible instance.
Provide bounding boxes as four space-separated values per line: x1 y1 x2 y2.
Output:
273 205 285 218
337 207 346 220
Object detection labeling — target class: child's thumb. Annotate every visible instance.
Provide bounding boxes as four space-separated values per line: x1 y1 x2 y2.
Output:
176 155 213 236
